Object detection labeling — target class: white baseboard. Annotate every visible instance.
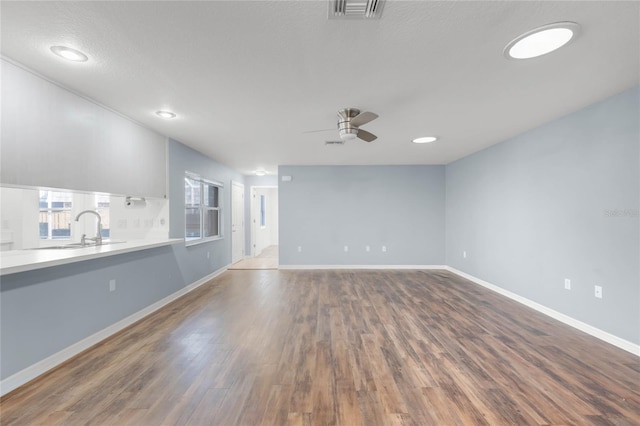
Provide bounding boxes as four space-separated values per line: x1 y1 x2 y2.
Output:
0 265 230 397
278 264 447 270
445 266 640 357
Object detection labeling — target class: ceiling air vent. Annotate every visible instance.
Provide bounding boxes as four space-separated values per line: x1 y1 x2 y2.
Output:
329 0 386 19
325 140 345 146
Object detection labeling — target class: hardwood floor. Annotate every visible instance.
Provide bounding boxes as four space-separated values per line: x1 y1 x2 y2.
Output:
2 269 639 425
229 245 279 270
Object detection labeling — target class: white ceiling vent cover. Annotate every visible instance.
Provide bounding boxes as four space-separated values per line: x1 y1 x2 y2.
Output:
329 0 386 19
325 140 345 145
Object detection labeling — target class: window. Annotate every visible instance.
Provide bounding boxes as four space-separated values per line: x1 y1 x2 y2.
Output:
260 194 266 227
95 194 110 238
39 191 73 240
39 191 111 240
185 174 222 243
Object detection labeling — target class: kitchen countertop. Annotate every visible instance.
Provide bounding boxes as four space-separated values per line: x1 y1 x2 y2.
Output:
0 238 183 276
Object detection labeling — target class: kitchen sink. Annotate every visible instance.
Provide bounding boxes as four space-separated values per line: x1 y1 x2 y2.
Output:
30 241 126 250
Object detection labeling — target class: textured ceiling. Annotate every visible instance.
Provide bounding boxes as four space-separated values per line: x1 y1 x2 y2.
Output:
1 1 638 175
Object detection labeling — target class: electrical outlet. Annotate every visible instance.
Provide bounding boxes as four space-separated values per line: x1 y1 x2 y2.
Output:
297 246 302 252
365 245 370 252
207 251 210 259
133 219 140 228
463 251 467 259
109 279 116 292
382 246 387 252
564 278 571 290
344 245 349 252
118 219 127 229
595 285 603 299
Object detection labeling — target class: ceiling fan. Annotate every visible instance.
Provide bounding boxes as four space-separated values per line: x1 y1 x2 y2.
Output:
305 108 379 143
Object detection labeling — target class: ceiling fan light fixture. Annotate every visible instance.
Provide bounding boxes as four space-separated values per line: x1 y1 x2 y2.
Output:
412 136 438 144
339 130 358 141
504 22 580 59
50 46 88 62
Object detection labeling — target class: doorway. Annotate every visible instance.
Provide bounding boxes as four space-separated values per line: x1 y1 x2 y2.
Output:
229 185 278 270
252 186 278 257
231 181 245 264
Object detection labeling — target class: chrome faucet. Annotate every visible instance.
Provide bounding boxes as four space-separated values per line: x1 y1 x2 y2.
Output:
75 210 103 246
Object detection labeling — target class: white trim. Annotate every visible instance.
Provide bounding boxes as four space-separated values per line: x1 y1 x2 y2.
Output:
445 266 640 357
231 181 245 264
0 265 230 397
279 264 447 270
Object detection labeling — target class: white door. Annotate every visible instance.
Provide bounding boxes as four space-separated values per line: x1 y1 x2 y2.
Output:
231 181 245 264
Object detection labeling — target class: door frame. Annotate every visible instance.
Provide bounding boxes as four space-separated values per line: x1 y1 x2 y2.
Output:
231 180 245 264
250 185 278 257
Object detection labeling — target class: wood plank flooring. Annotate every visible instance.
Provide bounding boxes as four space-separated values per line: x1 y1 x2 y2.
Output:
228 245 278 270
1 269 639 425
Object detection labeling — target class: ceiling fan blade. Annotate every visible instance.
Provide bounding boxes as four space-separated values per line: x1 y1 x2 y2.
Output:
357 129 377 142
350 111 378 127
302 128 335 134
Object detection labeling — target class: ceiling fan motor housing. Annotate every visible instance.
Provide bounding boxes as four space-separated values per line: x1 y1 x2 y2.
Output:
338 108 360 140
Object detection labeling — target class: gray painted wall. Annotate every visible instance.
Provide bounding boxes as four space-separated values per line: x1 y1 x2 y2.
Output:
279 165 445 265
1 139 244 380
446 87 640 344
1 247 181 379
168 139 245 273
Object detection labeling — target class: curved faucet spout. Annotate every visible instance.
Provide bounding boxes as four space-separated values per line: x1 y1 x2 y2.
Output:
75 210 102 223
75 210 103 246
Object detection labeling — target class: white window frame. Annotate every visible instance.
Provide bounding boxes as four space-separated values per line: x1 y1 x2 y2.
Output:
185 172 223 246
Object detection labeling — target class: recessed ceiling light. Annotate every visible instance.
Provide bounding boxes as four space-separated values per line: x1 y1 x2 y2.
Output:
50 46 88 62
254 170 267 176
156 110 176 119
412 136 438 144
504 22 580 60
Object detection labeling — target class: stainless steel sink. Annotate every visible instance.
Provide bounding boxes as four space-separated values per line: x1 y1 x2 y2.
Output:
30 241 126 250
